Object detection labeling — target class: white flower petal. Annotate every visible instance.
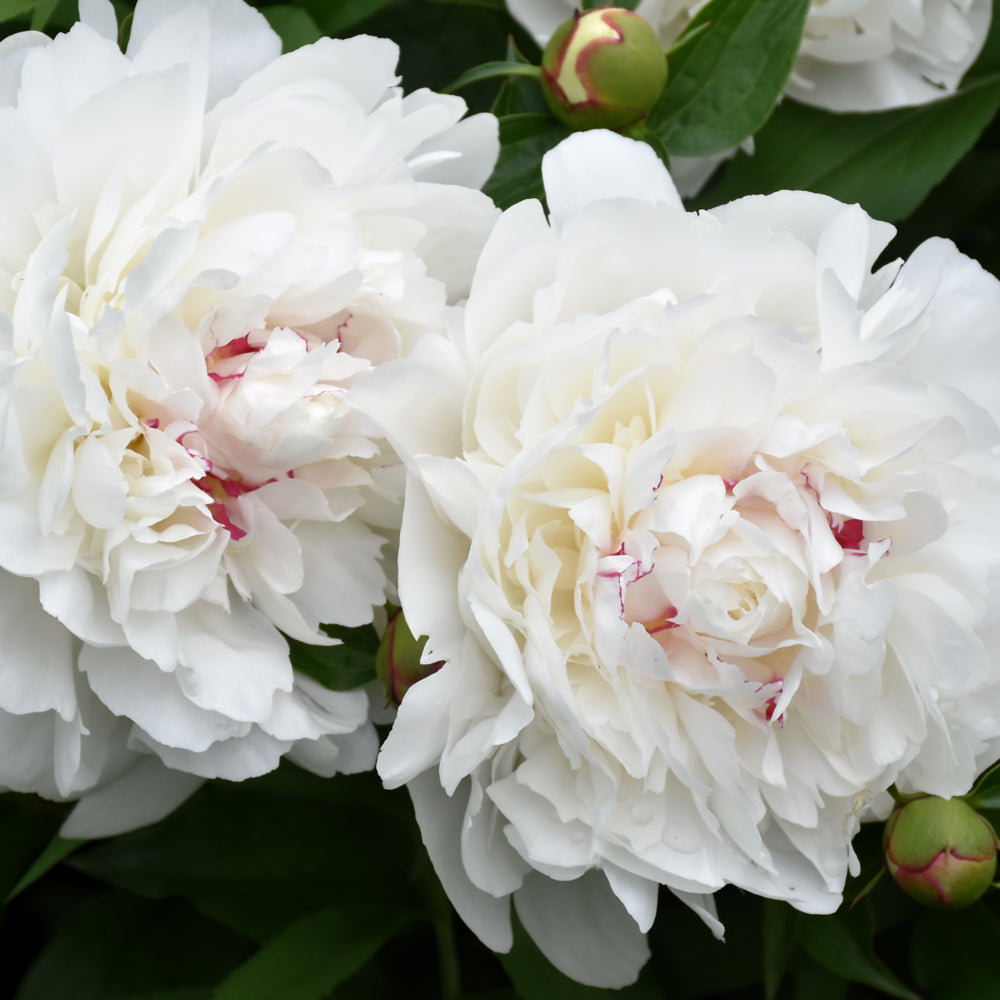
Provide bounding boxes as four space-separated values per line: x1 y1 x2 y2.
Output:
72 435 128 528
80 645 249 751
79 0 119 40
60 757 205 837
0 575 76 720
542 129 682 225
133 724 293 780
514 870 651 988
127 0 280 108
409 770 515 953
288 721 379 778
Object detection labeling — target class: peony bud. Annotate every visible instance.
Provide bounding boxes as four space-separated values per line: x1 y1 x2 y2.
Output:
376 611 443 705
884 795 998 908
540 6 668 131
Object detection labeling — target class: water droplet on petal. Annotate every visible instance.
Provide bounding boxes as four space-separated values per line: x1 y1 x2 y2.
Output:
630 804 654 826
665 824 700 854
570 828 587 844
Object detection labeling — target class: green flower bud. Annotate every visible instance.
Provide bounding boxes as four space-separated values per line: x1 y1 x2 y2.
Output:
540 6 668 131
884 795 998 908
376 611 443 705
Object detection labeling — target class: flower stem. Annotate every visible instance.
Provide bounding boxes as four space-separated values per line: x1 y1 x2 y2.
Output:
443 60 541 94
432 897 461 1000
418 853 461 1000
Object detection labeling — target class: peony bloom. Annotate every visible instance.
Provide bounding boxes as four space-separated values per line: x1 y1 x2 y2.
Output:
0 0 498 835
359 131 1000 986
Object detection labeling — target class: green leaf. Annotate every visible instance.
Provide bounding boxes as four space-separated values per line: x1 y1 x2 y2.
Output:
0 0 120 34
115 4 133 49
763 901 797 1000
483 114 569 210
125 992 212 1000
580 0 641 9
911 905 1000 1000
14 889 252 1000
847 864 888 911
798 912 920 1000
123 993 212 1000
700 74 1000 222
884 144 1000 271
260 6 323 52
28 0 57 30
647 0 810 157
287 623 379 692
70 767 421 943
962 0 1000 81
966 760 1000 810
0 795 69 901
213 902 421 1000
301 0 395 36
5 835 84 902
445 60 540 95
430 0 508 7
338 1 519 113
491 36 547 117
0 0 31 22
791 956 851 1000
649 889 767 998
638 129 672 173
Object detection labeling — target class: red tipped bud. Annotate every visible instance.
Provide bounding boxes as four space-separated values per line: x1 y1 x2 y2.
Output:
376 611 443 705
540 6 668 131
884 795 998 908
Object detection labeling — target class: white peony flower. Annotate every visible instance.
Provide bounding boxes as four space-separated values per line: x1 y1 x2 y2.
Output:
358 131 1000 987
0 0 498 835
788 0 991 111
506 0 991 193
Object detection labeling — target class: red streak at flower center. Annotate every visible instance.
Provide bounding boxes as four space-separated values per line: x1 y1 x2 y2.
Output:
643 606 679 635
206 335 256 383
334 312 353 347
756 688 786 728
832 517 864 551
195 472 277 541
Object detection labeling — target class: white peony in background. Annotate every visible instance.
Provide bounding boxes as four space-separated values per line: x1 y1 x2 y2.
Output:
0 0 497 835
361 131 1000 987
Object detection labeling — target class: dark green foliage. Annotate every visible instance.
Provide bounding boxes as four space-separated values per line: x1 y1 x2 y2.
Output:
645 0 811 157
288 624 380 692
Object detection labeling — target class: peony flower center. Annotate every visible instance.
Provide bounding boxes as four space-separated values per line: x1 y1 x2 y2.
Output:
205 335 254 381
725 578 767 622
193 469 280 541
606 462 877 716
204 332 268 382
831 515 865 551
